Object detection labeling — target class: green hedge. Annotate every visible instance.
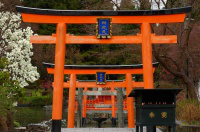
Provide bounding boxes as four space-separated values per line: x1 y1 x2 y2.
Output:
19 92 52 107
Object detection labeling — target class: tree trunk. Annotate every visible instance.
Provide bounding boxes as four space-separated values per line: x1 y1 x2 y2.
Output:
152 12 198 100
153 53 198 99
198 80 200 99
180 70 198 99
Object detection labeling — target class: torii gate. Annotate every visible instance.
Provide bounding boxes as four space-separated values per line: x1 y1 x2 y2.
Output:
43 62 158 127
16 5 191 132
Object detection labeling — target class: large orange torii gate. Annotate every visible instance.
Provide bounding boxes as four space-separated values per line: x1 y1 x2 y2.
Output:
16 5 191 132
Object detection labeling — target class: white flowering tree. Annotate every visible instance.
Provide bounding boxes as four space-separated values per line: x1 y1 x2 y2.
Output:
0 2 40 87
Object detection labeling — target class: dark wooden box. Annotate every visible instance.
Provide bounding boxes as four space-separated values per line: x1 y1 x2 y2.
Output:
129 88 182 132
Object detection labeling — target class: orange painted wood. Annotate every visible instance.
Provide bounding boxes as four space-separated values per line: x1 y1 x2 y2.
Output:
52 23 66 120
66 35 142 44
141 23 154 89
30 34 177 44
111 86 116 118
63 81 126 88
68 74 76 128
31 35 56 44
47 68 155 75
132 82 144 88
151 34 177 44
59 81 144 88
22 13 186 24
126 73 135 128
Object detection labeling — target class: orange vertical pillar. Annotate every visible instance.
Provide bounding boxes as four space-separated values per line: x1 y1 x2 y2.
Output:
126 73 135 128
68 74 77 128
111 85 116 127
82 87 87 126
141 22 154 89
141 22 155 131
52 23 66 132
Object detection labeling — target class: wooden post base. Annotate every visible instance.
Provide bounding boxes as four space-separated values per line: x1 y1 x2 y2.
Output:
52 120 61 132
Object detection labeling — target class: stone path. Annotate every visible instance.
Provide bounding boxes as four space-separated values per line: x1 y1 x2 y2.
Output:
62 128 162 132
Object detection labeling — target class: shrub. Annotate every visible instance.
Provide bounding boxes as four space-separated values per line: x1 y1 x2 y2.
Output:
29 94 52 107
18 90 52 107
176 99 200 125
14 121 20 127
0 58 22 131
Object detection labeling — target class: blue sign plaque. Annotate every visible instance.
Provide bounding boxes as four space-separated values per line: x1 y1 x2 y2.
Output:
96 18 112 38
96 72 106 84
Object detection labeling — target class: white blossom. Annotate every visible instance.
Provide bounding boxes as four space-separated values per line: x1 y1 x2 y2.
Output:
132 0 167 10
0 2 40 87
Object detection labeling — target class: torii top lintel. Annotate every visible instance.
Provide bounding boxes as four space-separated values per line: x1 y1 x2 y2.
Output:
16 6 191 24
43 62 159 75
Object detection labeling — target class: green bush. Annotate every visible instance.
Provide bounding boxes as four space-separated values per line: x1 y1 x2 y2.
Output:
29 94 52 107
18 90 52 107
0 58 23 130
176 99 200 125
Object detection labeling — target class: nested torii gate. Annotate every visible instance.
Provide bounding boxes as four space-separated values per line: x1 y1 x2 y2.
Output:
43 62 158 127
16 5 191 132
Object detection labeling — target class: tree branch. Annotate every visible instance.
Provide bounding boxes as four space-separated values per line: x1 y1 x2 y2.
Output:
154 53 182 77
161 0 167 7
110 0 121 10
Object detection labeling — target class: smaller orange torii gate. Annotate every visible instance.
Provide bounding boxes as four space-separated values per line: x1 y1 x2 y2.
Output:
73 82 128 127
44 62 158 127
16 5 191 132
78 92 126 127
80 85 127 127
62 80 129 127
